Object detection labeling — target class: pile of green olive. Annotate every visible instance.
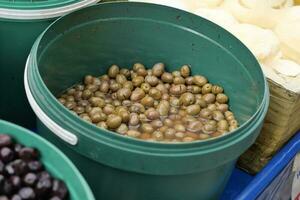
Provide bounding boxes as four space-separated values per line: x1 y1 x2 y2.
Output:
58 63 238 143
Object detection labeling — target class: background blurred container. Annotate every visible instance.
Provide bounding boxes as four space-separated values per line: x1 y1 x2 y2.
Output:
0 0 99 129
0 119 95 200
25 2 269 200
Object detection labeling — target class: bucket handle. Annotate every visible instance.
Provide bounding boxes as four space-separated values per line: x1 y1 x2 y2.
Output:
24 56 78 145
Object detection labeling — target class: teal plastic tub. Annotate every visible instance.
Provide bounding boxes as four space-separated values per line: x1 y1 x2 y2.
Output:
0 119 95 200
25 2 269 200
0 0 99 128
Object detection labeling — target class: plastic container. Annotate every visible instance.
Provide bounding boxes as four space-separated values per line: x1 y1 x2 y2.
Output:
0 119 95 200
24 2 269 200
0 0 99 128
222 130 300 200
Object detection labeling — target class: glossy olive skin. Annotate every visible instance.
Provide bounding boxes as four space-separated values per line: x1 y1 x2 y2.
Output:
58 63 238 143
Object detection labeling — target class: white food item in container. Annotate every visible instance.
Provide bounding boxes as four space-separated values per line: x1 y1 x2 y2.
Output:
193 8 238 30
189 0 224 9
274 6 300 64
230 23 281 62
263 59 300 93
223 0 291 28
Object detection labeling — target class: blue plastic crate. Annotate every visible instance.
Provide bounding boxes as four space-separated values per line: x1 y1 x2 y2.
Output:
222 130 300 200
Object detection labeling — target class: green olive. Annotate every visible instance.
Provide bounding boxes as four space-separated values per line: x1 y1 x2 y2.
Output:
173 76 185 85
122 100 132 107
73 106 85 114
123 81 134 91
140 123 154 134
202 123 216 134
117 88 132 101
75 84 85 91
108 65 120 78
133 63 145 71
92 77 101 86
185 77 194 85
151 120 163 128
91 113 103 123
193 75 207 86
127 130 141 138
145 108 160 120
81 115 92 123
207 104 217 111
169 107 179 114
129 103 145 114
100 81 110 93
152 131 164 141
157 100 170 116
216 93 228 104
58 98 66 105
145 75 159 86
77 100 89 107
118 110 130 123
161 72 173 83
140 113 150 123
212 85 224 94
140 133 152 140
195 98 207 108
163 118 174 127
202 83 212 94
96 121 107 129
187 121 203 133
132 76 144 87
94 91 105 98
110 82 121 92
130 88 145 101
179 92 195 106
106 114 122 129
161 93 170 100
148 88 162 100
66 96 75 102
129 113 140 126
203 93 216 104
84 75 93 85
67 88 76 95
170 96 180 107
141 83 151 93
131 71 138 79
120 68 131 78
164 128 176 139
136 68 148 77
103 104 115 115
186 104 201 116
217 120 229 131
172 71 181 77
116 74 127 84
141 96 154 107
229 119 238 127
156 84 168 93
65 101 76 110
159 126 168 133
86 84 98 93
116 124 129 135
175 132 185 139
152 63 165 77
212 110 224 121
199 133 210 140
174 124 186 132
229 126 237 132
187 85 201 94
225 111 234 118
180 65 191 78
89 107 102 116
89 97 105 107
100 75 110 81
169 84 187 96
199 108 212 119
217 104 229 113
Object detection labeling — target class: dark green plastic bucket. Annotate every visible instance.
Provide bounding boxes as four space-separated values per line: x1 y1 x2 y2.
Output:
0 119 95 200
0 0 99 128
25 2 269 200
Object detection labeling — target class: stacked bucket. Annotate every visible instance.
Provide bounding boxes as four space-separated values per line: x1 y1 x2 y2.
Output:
0 1 269 200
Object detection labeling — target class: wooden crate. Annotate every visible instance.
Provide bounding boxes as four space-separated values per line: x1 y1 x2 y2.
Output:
238 78 300 174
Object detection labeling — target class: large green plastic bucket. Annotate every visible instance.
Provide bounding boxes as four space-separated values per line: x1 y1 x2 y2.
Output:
0 119 95 200
0 0 99 128
25 2 269 200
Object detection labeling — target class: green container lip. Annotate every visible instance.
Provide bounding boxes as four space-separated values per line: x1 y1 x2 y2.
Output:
0 120 95 200
26 2 270 175
0 0 99 20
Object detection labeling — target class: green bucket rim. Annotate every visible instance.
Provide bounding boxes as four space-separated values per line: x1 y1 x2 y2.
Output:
0 0 86 10
0 0 99 20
